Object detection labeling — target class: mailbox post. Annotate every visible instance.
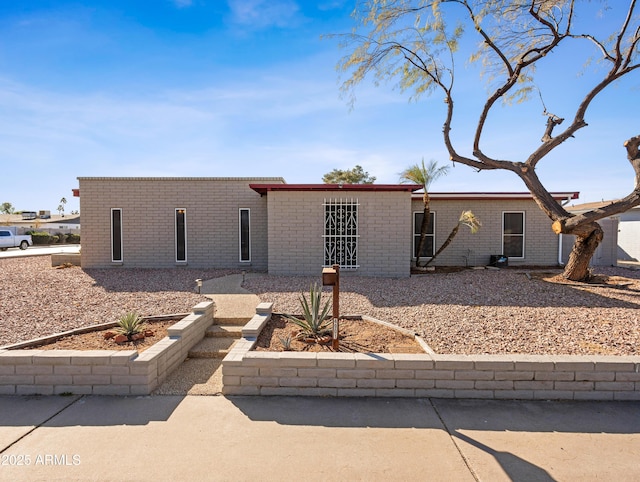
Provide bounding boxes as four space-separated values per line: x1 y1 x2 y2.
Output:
322 264 340 350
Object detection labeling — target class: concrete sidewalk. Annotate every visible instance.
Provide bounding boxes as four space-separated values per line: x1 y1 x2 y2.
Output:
0 395 638 481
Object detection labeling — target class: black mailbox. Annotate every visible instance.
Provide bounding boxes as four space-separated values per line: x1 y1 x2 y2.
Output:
322 267 337 286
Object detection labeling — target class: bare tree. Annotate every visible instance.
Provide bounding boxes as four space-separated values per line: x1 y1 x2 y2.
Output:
338 0 640 281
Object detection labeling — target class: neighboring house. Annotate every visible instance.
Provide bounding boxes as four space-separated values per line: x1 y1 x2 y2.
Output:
77 177 579 277
4 214 81 236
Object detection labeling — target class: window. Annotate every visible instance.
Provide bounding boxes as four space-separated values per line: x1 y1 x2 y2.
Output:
323 198 359 268
111 208 123 263
239 208 251 262
175 208 187 263
413 211 435 258
503 211 525 258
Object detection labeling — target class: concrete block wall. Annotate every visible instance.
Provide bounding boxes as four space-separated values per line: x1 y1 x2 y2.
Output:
51 253 81 267
0 301 214 396
415 198 561 267
78 177 283 269
267 191 412 277
222 304 640 400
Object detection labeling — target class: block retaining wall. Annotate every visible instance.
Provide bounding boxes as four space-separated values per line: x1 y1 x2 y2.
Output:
0 301 214 396
51 253 81 267
222 304 640 400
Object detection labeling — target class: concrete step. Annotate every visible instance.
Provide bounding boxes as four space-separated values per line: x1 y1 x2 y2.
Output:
205 325 243 338
214 316 251 326
188 337 238 359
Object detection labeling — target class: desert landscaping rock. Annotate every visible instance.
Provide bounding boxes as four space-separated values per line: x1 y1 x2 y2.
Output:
0 256 237 347
244 267 640 356
2 256 639 356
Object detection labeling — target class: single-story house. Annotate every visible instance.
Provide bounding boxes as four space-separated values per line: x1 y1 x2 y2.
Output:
76 177 579 277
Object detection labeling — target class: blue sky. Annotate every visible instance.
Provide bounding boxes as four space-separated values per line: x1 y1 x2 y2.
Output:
0 0 638 214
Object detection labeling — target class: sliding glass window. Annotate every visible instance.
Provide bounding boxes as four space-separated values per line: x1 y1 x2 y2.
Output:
239 208 251 262
111 208 123 263
175 208 187 263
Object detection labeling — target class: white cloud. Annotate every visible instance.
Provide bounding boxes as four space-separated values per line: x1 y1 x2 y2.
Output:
227 0 303 29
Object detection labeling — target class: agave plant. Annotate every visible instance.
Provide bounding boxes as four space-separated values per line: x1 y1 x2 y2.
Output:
284 283 332 338
115 312 145 339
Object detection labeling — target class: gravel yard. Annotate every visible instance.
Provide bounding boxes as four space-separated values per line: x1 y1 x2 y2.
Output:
2 256 639 355
244 268 640 356
0 257 236 347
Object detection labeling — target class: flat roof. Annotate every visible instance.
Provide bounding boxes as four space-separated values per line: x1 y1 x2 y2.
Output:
250 183 423 195
418 192 580 201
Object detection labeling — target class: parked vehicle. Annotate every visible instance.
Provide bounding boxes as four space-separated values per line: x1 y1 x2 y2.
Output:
0 228 33 250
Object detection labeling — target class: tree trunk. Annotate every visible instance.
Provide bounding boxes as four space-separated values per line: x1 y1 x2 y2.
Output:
415 205 430 268
562 222 604 281
425 224 460 266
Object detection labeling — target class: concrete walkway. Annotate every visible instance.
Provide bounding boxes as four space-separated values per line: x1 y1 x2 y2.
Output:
152 273 259 396
0 395 638 481
0 245 80 259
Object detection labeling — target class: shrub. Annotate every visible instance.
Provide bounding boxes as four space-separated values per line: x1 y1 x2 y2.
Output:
54 232 67 244
30 232 51 245
66 233 80 244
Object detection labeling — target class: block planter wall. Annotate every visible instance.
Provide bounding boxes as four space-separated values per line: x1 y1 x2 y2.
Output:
222 304 640 400
0 301 214 396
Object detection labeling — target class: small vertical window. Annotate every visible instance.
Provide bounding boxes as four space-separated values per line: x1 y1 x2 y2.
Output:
413 211 435 258
175 208 187 263
503 212 525 258
111 208 123 263
239 208 251 262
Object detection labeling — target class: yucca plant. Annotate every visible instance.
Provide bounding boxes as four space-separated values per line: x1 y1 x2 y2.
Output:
277 333 294 351
115 312 145 339
284 283 332 338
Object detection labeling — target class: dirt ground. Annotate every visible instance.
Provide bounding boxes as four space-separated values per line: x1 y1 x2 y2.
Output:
254 314 425 353
21 320 175 352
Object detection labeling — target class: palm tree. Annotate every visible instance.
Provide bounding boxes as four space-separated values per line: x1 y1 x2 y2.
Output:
425 211 481 266
400 159 450 267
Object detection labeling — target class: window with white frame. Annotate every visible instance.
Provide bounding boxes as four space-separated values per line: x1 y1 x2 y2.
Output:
503 211 525 258
239 208 251 262
175 208 187 263
111 208 123 263
323 198 359 268
413 211 435 258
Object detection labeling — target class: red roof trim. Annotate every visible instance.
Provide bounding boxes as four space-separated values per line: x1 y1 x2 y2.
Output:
250 183 422 195
72 189 80 197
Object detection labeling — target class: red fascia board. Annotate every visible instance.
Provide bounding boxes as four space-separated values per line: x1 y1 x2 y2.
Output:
250 184 422 195
416 192 580 201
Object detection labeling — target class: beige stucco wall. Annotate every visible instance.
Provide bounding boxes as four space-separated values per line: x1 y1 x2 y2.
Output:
413 198 562 267
267 190 412 277
79 177 283 269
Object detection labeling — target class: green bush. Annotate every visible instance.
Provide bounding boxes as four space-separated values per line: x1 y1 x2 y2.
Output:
54 232 67 244
30 232 51 245
66 233 80 244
